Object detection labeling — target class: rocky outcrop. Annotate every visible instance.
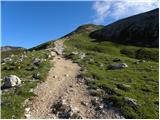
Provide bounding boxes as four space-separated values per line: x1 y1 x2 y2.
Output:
90 9 159 48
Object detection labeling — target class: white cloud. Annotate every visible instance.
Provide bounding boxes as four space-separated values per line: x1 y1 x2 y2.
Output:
92 0 159 24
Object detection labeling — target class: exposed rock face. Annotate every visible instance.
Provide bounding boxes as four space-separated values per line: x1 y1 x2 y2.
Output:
90 9 159 48
3 75 21 87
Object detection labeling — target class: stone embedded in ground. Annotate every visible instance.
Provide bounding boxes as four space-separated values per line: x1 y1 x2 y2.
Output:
25 113 31 118
91 98 99 107
81 101 88 106
97 63 104 68
3 75 21 88
33 58 42 66
107 63 128 70
71 51 79 55
112 58 121 62
65 74 69 77
124 97 139 107
32 72 41 80
116 84 131 91
53 75 57 78
25 107 30 113
79 52 86 59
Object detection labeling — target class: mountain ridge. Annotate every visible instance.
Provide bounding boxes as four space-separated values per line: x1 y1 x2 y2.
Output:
90 8 159 48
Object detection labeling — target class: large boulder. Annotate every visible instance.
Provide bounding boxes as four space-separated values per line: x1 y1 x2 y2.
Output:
3 75 21 87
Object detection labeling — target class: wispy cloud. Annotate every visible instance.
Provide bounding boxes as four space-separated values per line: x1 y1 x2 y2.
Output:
92 0 158 24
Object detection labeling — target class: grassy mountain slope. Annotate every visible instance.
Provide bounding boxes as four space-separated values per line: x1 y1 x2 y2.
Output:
90 9 159 48
63 26 158 118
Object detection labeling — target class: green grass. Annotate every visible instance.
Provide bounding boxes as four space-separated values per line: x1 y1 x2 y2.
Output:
28 41 55 51
1 49 52 118
63 32 159 118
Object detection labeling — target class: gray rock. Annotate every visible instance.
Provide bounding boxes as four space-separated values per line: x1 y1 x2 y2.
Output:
2 57 12 63
112 58 121 62
3 75 21 88
32 72 41 80
91 98 99 106
116 84 131 91
33 58 42 66
81 101 88 106
79 53 86 59
108 63 128 70
71 51 79 55
124 97 138 107
98 63 104 68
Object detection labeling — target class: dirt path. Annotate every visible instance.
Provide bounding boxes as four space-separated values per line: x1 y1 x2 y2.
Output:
26 40 123 119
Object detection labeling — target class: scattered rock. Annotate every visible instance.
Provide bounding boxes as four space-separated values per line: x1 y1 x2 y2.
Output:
33 58 42 66
91 98 99 106
124 97 139 107
96 104 104 110
139 60 146 63
116 84 131 91
25 107 30 113
29 88 34 93
79 53 86 59
2 57 12 63
23 99 29 107
52 98 82 119
81 101 88 106
53 75 57 78
32 72 41 80
89 89 101 96
71 51 79 55
112 58 121 62
98 63 104 68
65 74 69 77
24 113 31 118
108 63 128 70
3 75 21 88
10 54 15 58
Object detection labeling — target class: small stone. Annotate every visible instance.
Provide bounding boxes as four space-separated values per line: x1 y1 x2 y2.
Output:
29 88 34 93
25 107 30 113
124 97 139 107
81 101 88 106
25 113 31 118
112 58 121 62
65 74 69 77
53 75 57 78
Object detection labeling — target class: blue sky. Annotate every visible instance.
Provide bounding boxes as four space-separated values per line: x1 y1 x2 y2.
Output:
1 1 158 48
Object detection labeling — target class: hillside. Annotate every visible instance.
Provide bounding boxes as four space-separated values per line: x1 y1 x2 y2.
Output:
90 9 159 48
1 9 159 119
1 46 25 52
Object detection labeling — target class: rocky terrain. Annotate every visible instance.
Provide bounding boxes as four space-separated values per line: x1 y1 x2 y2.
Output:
1 9 159 119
